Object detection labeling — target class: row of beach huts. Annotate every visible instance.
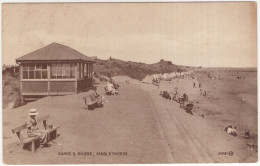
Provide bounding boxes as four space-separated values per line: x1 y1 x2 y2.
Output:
142 70 195 84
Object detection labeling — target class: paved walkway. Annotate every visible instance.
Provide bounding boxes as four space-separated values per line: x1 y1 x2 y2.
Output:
4 83 172 164
3 81 249 164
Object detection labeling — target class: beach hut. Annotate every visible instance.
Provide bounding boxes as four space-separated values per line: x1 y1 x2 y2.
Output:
16 42 95 101
169 72 177 79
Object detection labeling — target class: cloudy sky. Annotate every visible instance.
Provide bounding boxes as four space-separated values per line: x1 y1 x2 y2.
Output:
2 2 257 67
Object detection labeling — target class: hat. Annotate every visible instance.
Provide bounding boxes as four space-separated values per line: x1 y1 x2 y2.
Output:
28 108 38 116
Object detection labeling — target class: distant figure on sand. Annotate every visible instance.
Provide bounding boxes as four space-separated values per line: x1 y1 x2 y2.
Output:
110 79 120 92
244 129 250 139
193 83 196 88
185 104 194 115
162 91 170 99
26 108 48 145
112 81 120 92
224 125 232 132
225 125 237 137
174 87 178 93
183 93 188 102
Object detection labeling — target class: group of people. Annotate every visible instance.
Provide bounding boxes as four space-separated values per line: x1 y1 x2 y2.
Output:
160 89 181 102
105 79 119 95
193 82 207 97
237 76 245 80
193 82 202 88
83 78 120 110
201 90 207 96
224 125 238 137
160 89 193 115
152 78 160 85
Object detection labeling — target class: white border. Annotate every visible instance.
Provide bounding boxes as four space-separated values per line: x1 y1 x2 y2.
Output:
0 1 259 166
1 0 258 2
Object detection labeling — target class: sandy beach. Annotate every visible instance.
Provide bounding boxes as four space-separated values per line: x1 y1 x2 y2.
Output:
3 69 257 164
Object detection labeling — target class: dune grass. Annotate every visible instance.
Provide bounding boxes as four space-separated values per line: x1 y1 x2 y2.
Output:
2 72 22 109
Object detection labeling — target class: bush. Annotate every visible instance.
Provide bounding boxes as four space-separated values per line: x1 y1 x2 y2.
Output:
2 72 22 109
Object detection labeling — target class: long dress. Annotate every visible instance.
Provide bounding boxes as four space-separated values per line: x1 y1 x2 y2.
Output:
26 116 47 144
89 90 104 105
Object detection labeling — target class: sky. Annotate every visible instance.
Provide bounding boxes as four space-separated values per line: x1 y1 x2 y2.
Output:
2 2 257 67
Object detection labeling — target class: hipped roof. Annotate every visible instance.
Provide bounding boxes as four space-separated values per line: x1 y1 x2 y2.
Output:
16 42 94 63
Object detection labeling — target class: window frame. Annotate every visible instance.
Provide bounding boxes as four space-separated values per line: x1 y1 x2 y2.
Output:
22 63 48 80
50 63 76 80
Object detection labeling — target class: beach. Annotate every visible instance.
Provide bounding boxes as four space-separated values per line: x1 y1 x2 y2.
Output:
3 69 258 164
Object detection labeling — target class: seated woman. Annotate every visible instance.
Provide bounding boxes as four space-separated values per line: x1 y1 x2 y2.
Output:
90 86 104 104
83 85 106 109
26 108 48 145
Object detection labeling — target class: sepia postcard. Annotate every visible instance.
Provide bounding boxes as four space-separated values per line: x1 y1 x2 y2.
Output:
1 1 258 165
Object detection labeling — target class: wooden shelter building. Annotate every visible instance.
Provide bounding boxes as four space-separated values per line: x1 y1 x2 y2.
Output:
16 43 95 100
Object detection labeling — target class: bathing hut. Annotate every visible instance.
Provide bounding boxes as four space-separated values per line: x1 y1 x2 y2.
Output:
16 42 95 101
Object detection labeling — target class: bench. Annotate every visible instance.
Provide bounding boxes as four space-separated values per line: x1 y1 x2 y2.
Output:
11 114 59 153
83 95 101 110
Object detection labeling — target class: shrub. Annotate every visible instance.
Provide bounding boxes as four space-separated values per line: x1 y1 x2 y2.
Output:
2 72 22 109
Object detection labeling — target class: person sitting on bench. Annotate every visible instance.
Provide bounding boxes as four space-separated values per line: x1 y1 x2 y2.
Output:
89 86 106 105
26 108 48 145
